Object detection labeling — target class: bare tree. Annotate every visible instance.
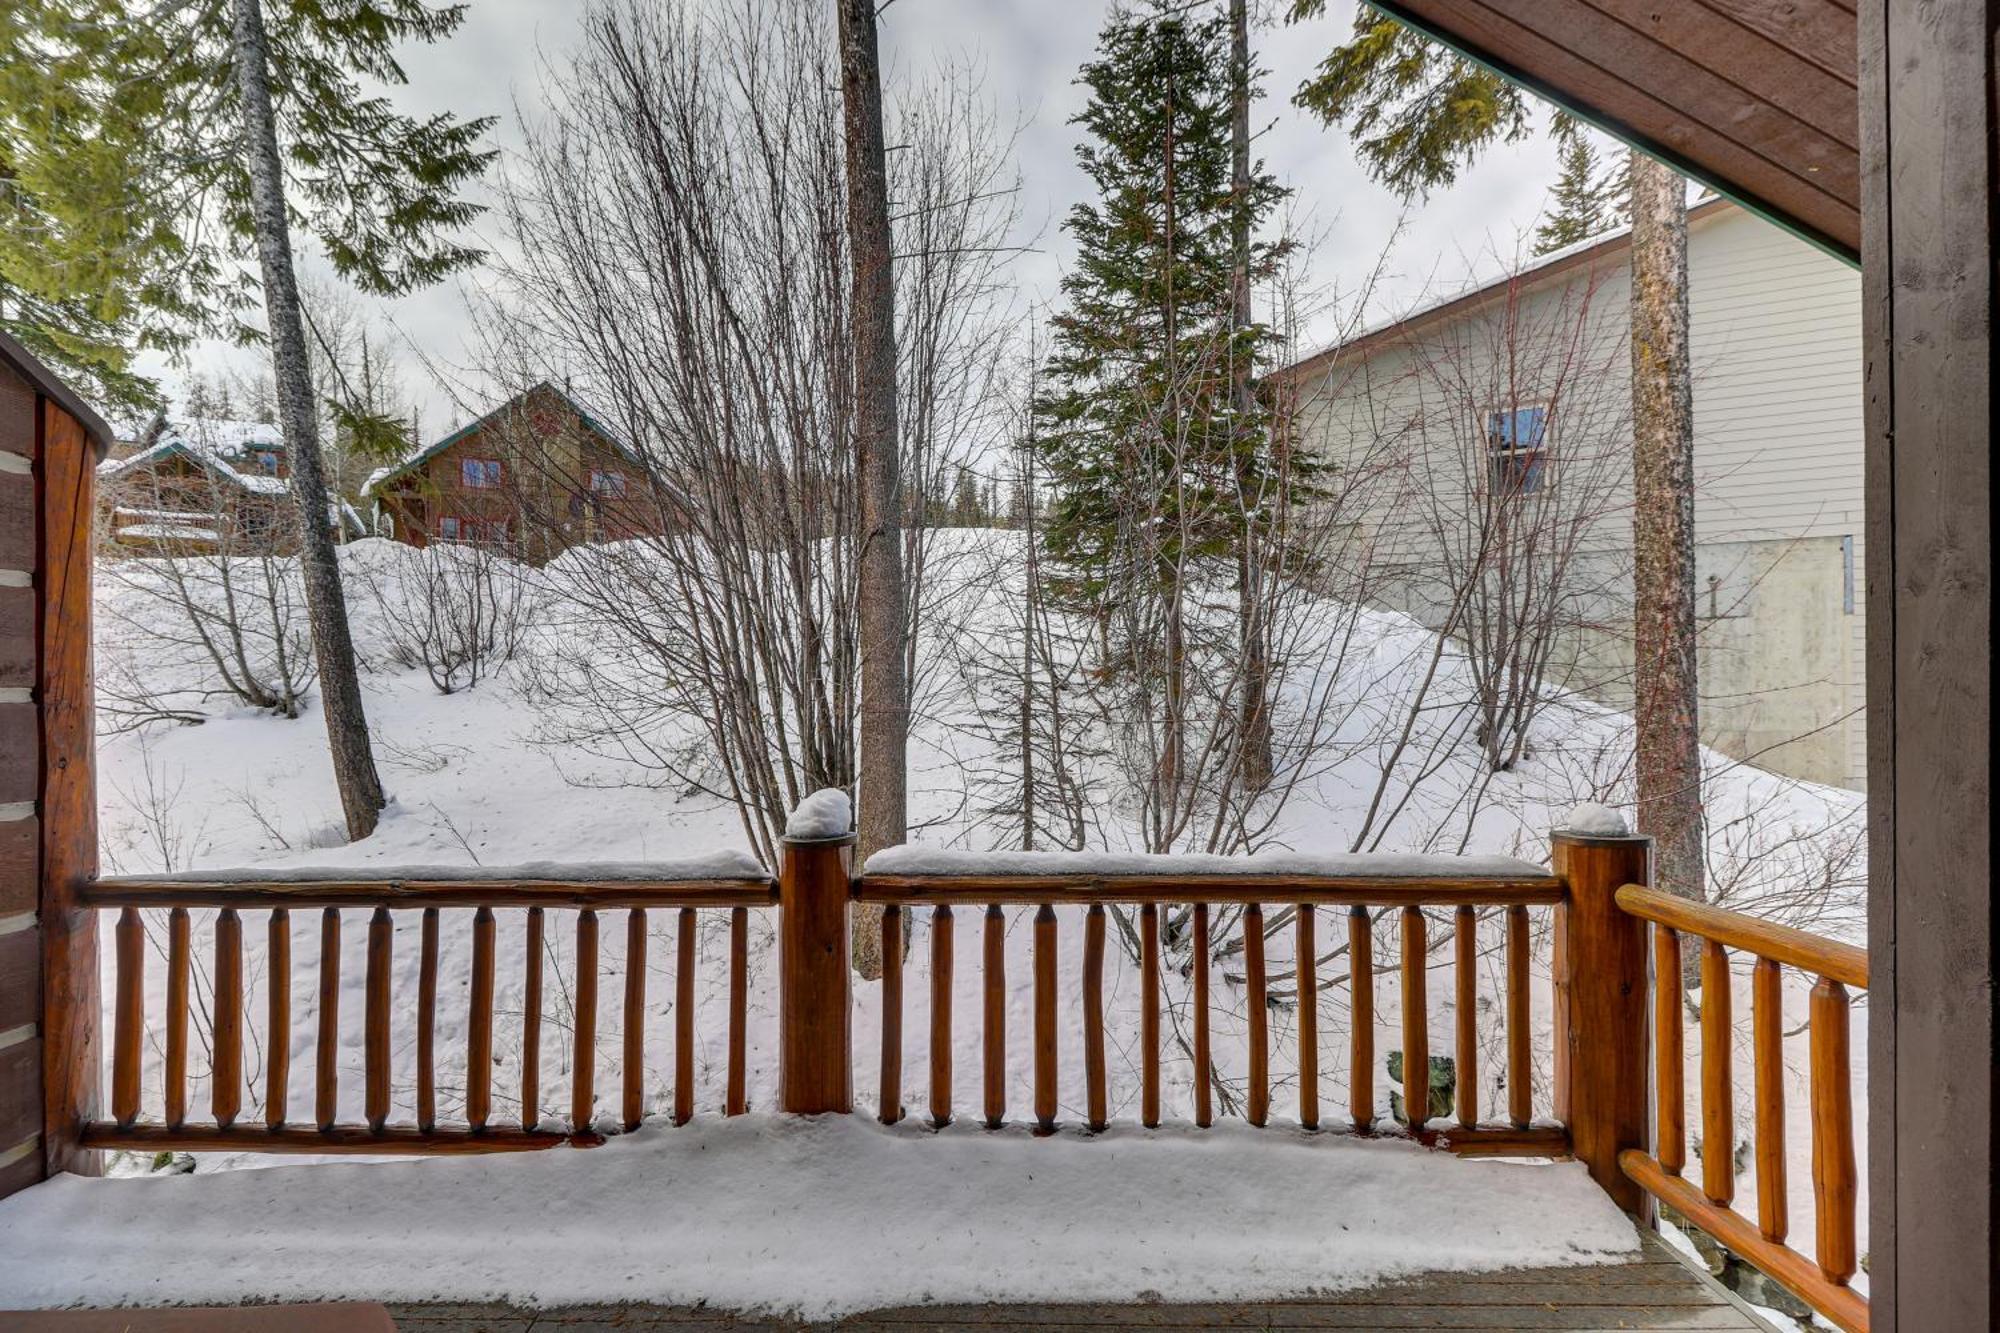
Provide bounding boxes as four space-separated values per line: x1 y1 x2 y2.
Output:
1629 152 1704 905
487 0 1016 875
364 541 536 695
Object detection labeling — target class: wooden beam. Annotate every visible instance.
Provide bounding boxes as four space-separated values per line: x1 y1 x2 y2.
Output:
1862 0 1996 1326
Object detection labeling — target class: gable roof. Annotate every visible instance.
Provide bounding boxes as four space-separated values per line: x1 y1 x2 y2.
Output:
361 381 642 498
98 418 292 495
0 328 115 457
1275 194 1736 384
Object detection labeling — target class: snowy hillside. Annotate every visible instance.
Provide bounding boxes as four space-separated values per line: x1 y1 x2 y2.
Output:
87 532 1868 1289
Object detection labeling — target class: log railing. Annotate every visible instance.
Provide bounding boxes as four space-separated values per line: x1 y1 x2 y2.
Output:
60 814 1868 1333
1615 883 1869 1333
85 869 776 1154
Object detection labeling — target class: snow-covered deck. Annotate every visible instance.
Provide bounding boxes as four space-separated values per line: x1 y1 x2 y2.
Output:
0 1115 1706 1320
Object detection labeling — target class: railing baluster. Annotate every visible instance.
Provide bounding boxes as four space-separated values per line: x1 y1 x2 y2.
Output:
1655 925 1685 1173
267 908 289 1130
675 906 695 1126
1506 905 1529 1129
572 908 598 1136
1297 904 1319 1130
1810 978 1857 1285
727 906 748 1116
1701 937 1733 1205
1192 903 1211 1128
1141 901 1160 1128
112 907 142 1130
1245 902 1269 1126
1454 906 1477 1127
1752 956 1787 1242
470 905 496 1132
1034 903 1057 1133
213 907 242 1130
1082 902 1106 1132
522 906 543 1131
315 908 340 1131
1401 906 1427 1130
364 906 391 1134
621 907 645 1132
417 907 438 1133
983 903 1004 1128
165 907 190 1130
880 904 903 1125
1350 905 1373 1131
930 904 954 1128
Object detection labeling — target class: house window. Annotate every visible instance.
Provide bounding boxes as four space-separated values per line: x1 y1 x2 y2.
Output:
461 458 503 489
1485 405 1549 495
590 469 626 497
254 451 280 474
439 516 462 540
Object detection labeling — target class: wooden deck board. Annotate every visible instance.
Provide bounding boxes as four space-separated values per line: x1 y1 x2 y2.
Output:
385 1233 1771 1333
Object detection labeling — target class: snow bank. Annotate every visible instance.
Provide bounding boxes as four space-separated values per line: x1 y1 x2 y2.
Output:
865 845 1552 880
786 788 853 841
1559 804 1631 837
0 1116 1638 1316
129 853 770 883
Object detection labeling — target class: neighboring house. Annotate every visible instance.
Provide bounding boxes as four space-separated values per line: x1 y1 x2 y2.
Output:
1276 199 1864 791
97 416 363 555
363 382 664 562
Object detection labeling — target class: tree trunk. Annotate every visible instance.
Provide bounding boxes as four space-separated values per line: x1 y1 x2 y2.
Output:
1627 152 1702 908
228 0 385 841
838 0 907 979
1229 0 1273 795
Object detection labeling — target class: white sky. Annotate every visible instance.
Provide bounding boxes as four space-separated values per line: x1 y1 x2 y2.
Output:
139 0 1574 441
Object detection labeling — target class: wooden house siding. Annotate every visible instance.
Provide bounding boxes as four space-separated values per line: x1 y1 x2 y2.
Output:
1289 202 1866 789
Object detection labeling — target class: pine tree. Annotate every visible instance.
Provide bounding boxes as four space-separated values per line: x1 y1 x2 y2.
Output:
1533 133 1628 256
5 1 494 841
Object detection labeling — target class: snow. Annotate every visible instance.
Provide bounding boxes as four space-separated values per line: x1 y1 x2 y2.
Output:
786 787 853 841
866 846 1550 880
1559 803 1631 837
133 853 769 883
0 1115 1639 1315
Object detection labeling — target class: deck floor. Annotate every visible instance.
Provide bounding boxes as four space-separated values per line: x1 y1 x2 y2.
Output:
389 1232 1773 1333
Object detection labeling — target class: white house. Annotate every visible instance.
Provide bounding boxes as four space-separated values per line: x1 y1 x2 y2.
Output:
1278 199 1864 790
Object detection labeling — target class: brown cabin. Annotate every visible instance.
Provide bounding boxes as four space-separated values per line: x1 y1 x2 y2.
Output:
364 382 666 563
95 417 363 556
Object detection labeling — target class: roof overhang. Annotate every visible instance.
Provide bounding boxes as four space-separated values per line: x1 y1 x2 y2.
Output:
1365 0 1859 265
0 329 115 458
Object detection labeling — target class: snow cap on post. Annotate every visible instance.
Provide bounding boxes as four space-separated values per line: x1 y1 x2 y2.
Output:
786 788 854 842
1560 803 1632 838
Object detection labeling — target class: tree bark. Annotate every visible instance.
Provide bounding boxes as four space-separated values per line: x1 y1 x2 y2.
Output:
1627 152 1702 906
229 0 386 840
838 0 907 978
1229 0 1273 795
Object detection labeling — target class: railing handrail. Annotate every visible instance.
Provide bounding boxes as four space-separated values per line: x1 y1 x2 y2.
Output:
85 875 777 910
1615 883 1868 988
856 871 1564 906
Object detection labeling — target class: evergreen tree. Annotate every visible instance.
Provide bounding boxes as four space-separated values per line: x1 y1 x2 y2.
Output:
3 1 494 841
1532 133 1628 256
1037 3 1291 599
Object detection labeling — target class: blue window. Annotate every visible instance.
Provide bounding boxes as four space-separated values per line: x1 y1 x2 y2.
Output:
439 516 462 540
1485 405 1549 495
461 458 503 489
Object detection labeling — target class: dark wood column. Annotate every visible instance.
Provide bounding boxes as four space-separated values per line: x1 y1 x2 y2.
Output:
1861 2 1996 1328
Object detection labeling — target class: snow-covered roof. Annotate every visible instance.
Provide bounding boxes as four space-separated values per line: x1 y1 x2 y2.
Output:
362 381 644 498
100 417 290 495
1279 194 1736 380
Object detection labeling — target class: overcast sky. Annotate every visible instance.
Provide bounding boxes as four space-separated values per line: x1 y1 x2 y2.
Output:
142 0 1573 439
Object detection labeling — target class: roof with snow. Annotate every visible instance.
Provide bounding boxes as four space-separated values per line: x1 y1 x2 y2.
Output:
99 417 292 495
1275 195 1736 384
361 381 643 498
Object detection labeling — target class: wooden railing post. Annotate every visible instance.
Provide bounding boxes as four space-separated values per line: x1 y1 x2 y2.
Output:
1552 825 1652 1216
779 831 854 1114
